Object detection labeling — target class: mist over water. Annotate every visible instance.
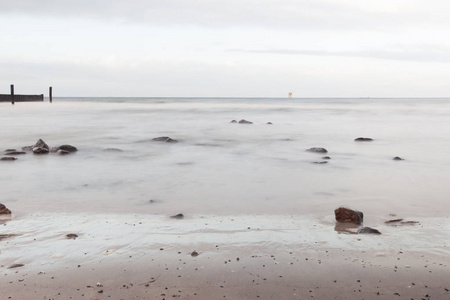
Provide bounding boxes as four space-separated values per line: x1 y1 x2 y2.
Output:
2 98 450 222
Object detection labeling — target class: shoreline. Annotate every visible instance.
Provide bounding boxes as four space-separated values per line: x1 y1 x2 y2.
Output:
1 212 449 299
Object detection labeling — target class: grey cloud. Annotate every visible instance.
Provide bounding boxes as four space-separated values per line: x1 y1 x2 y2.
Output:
228 47 450 63
0 0 440 31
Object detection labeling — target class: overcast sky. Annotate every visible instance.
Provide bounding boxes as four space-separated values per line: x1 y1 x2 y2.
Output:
1 0 450 97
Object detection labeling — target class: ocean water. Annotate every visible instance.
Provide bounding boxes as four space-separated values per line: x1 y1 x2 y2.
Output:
1 97 450 223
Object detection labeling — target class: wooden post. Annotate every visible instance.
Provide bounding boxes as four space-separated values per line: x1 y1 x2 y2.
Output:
11 84 14 105
49 86 53 103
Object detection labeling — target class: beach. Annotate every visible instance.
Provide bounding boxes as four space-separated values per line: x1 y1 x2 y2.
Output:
1 98 450 299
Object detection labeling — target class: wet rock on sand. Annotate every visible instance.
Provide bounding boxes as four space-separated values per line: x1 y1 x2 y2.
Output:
230 120 237 123
238 119 253 124
313 161 328 164
357 227 382 234
335 207 363 225
354 137 373 142
170 213 184 219
393 156 404 160
152 137 179 143
8 264 24 269
66 233 79 239
307 147 328 153
57 150 70 155
0 203 12 215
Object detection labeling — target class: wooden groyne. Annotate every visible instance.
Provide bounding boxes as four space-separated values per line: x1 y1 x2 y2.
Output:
0 85 52 104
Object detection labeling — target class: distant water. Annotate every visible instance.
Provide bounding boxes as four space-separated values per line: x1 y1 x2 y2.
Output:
2 97 450 223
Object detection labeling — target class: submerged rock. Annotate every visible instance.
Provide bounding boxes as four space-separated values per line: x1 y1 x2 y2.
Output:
230 120 237 123
322 156 331 160
335 207 363 225
267 122 273 125
4 151 26 155
170 213 184 219
33 147 49 154
393 156 404 161
385 219 404 224
66 233 79 239
103 148 123 152
238 119 253 124
357 227 381 234
0 203 12 215
354 137 373 142
307 147 328 153
152 137 179 143
4 149 16 152
51 145 78 153
313 161 328 164
57 150 70 155
1 157 17 161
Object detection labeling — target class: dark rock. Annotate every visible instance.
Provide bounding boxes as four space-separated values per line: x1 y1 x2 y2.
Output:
357 227 381 234
230 120 237 123
33 147 49 154
334 207 363 225
393 157 404 161
354 137 373 142
103 148 123 152
385 219 404 224
307 147 328 153
267 122 273 125
191 251 199 257
23 139 49 153
8 264 24 269
152 137 179 143
66 234 78 239
401 221 419 225
322 156 331 160
4 149 16 152
238 119 253 124
1 157 17 161
313 161 328 164
57 150 70 155
0 203 12 215
4 151 26 155
170 213 184 219
51 145 78 153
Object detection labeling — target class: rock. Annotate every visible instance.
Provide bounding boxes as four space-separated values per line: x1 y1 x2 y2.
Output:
238 119 253 124
23 139 49 153
230 120 237 123
4 151 26 155
57 150 70 155
191 251 199 257
334 207 363 225
8 264 24 269
267 122 273 125
357 227 381 234
322 156 331 160
307 147 328 153
51 145 78 153
1 157 17 161
4 149 16 152
354 137 373 142
0 203 12 215
152 137 179 143
66 233 78 239
312 161 328 164
103 148 123 152
393 157 404 161
170 213 184 219
385 219 404 224
33 147 49 154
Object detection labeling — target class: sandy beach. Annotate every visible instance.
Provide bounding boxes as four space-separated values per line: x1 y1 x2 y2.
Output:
1 212 449 300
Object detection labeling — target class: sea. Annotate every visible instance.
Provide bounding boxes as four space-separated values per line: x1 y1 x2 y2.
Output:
1 97 450 269
2 97 450 221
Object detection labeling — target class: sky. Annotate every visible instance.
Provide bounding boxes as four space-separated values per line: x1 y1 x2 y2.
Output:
1 0 450 97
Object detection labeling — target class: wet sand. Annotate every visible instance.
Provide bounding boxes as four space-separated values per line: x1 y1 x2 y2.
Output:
1 213 449 299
